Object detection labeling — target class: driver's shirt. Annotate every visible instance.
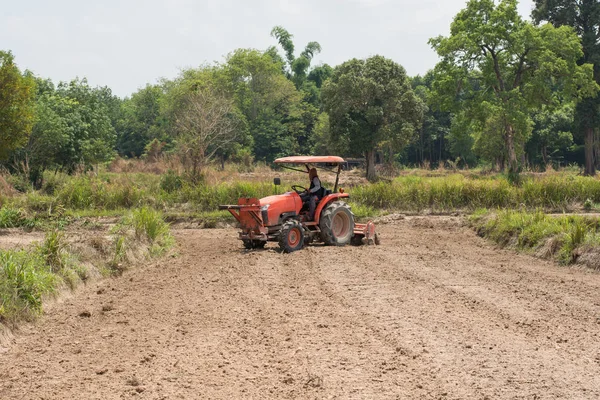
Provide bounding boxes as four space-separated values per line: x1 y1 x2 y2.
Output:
309 177 321 194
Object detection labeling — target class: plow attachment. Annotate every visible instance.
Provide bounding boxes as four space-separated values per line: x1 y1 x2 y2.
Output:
219 198 268 241
353 220 380 245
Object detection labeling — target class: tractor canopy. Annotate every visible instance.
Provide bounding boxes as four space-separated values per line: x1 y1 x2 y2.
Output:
275 155 346 193
274 156 345 165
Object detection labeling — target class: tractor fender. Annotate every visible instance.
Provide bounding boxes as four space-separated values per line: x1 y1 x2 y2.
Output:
313 193 350 224
278 212 298 225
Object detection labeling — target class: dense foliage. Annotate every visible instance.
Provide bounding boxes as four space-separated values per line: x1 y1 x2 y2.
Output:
1 3 599 183
532 0 600 175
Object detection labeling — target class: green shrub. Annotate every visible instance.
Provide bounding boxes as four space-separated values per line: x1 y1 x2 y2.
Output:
41 171 70 195
0 207 26 228
558 220 589 264
160 170 183 193
6 174 31 193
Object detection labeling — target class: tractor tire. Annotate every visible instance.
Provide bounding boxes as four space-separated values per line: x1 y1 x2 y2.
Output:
278 220 305 253
243 239 266 249
320 202 355 246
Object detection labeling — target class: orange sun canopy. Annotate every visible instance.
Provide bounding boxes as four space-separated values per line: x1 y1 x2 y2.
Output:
274 156 345 164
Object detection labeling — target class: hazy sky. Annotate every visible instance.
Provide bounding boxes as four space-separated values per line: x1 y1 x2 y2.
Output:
2 0 535 98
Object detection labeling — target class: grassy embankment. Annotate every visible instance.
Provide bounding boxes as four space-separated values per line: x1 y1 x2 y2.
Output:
469 209 600 269
0 206 172 326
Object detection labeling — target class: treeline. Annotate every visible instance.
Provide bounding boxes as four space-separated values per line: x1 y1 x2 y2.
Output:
1 0 599 184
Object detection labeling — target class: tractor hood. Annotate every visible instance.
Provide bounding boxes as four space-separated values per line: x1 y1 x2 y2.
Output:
259 192 302 226
259 192 296 206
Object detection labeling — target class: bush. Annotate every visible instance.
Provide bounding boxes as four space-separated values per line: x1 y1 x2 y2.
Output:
160 170 183 193
0 207 26 228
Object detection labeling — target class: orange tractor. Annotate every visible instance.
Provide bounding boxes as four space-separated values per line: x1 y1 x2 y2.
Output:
219 156 379 252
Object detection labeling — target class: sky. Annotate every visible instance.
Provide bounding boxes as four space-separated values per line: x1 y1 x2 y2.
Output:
2 0 535 98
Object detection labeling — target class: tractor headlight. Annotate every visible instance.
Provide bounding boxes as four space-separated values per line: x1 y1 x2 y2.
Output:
260 204 270 225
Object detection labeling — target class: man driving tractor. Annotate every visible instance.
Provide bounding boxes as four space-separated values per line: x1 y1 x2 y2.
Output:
219 155 379 252
299 168 325 220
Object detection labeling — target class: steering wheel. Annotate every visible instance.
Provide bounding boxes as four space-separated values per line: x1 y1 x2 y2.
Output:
291 185 307 194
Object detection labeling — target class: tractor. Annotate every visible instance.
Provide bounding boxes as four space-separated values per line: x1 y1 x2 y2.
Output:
219 156 379 252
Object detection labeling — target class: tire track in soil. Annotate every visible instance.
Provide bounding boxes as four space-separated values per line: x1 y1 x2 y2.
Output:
0 216 599 399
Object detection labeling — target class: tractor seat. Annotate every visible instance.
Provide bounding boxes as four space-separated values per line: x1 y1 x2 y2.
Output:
316 189 331 204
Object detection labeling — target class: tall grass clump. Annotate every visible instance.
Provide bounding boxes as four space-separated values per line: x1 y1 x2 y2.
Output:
55 175 153 210
36 231 86 289
470 209 600 267
0 250 57 323
0 207 39 230
129 207 174 255
163 181 276 211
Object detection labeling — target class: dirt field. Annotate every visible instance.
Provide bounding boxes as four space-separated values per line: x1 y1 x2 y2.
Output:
1 216 600 399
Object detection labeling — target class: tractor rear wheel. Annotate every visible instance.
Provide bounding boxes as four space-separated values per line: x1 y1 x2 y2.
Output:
243 239 266 249
320 202 354 246
278 220 305 253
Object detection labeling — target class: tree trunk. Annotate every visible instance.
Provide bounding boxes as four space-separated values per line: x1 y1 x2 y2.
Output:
419 127 424 164
366 150 377 181
541 145 547 165
439 131 443 163
594 128 600 170
505 124 518 174
584 126 595 176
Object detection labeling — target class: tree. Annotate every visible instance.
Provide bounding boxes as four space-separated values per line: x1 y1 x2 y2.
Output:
307 64 333 89
270 26 322 89
0 51 35 161
408 73 452 167
532 0 600 175
224 49 305 161
173 85 244 180
430 0 598 175
54 79 117 169
322 56 424 181
116 84 167 157
21 79 72 185
527 103 575 166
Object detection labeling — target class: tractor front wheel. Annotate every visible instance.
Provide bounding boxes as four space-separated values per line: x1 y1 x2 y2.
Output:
320 202 355 246
278 220 305 253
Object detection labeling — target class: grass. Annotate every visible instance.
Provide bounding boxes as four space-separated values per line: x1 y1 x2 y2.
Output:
129 207 174 255
0 250 57 323
0 229 88 324
351 174 600 212
470 209 600 266
4 169 600 219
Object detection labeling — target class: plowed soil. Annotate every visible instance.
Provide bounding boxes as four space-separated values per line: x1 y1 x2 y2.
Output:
1 216 600 399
